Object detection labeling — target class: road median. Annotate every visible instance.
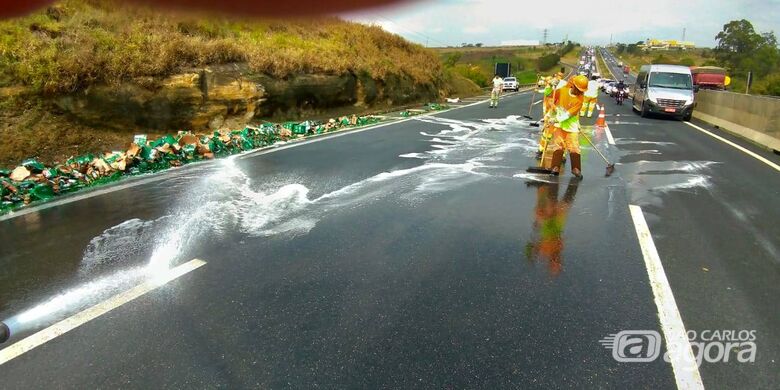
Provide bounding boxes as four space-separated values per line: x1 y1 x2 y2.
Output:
693 90 780 152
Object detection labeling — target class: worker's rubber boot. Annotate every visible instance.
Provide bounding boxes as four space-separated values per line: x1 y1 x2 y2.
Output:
571 153 583 179
550 150 564 176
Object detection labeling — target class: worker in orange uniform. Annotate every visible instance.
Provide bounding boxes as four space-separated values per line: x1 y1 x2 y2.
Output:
525 179 580 276
580 75 600 118
547 74 588 179
535 73 564 159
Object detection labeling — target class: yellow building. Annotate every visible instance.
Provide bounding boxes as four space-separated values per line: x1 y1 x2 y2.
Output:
641 39 695 50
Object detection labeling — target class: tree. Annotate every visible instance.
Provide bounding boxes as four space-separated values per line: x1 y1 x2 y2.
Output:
715 20 765 69
741 43 780 77
715 19 780 83
755 73 780 96
475 43 483 47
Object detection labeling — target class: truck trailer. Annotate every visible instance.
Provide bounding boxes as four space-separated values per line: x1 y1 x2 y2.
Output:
691 66 728 90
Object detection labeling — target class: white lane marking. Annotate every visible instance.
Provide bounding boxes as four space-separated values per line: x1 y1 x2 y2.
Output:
0 259 207 366
532 99 543 105
629 206 704 390
605 124 616 145
683 122 780 172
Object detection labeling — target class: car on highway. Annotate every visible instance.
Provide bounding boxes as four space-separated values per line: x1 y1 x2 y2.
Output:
502 77 519 92
631 64 696 120
603 81 617 94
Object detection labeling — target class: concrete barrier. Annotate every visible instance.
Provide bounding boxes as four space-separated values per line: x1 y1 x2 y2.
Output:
694 90 780 152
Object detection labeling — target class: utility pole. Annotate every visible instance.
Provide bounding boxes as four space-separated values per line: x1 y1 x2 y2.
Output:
682 28 686 41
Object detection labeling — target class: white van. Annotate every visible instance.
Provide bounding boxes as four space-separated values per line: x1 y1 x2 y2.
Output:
631 64 697 120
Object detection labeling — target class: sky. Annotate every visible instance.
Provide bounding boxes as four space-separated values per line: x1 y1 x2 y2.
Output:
344 0 780 48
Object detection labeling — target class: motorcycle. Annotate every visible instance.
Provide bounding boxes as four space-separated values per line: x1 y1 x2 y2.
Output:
615 87 627 105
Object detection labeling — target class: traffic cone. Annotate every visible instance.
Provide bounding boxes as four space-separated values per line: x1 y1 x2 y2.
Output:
595 104 606 128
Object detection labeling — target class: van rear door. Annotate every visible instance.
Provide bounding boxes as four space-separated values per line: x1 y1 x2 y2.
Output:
633 70 649 109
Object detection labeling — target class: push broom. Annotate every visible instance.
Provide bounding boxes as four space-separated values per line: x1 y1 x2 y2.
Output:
523 76 541 127
526 123 556 174
580 131 616 176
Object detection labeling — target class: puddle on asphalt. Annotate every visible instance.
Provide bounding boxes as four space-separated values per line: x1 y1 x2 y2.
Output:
614 138 676 147
522 178 582 277
611 140 780 260
5 115 730 338
615 159 719 207
3 115 549 337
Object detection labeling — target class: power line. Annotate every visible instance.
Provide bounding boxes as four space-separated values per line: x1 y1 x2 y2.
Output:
369 14 450 48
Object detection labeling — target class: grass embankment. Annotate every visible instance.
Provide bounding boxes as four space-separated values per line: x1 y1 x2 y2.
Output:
435 46 575 87
0 0 481 167
560 48 581 66
0 0 444 94
595 50 612 78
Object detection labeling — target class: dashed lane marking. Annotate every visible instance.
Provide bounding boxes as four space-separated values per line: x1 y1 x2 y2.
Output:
605 124 615 145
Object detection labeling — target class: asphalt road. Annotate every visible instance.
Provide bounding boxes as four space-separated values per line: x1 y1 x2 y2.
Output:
1 84 778 388
599 48 637 84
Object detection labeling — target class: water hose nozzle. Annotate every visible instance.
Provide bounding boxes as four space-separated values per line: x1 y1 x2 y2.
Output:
0 321 9 343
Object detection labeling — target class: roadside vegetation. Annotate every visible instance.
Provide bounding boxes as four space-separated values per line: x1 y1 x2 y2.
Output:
595 49 609 78
610 19 779 96
435 42 579 88
0 0 445 95
0 0 483 167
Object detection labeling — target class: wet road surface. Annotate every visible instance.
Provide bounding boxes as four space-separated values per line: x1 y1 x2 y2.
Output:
1 87 778 388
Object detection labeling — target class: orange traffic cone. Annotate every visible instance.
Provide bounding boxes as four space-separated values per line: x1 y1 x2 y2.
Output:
595 104 606 128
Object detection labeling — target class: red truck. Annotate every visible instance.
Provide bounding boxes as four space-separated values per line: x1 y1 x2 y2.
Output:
690 66 728 90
